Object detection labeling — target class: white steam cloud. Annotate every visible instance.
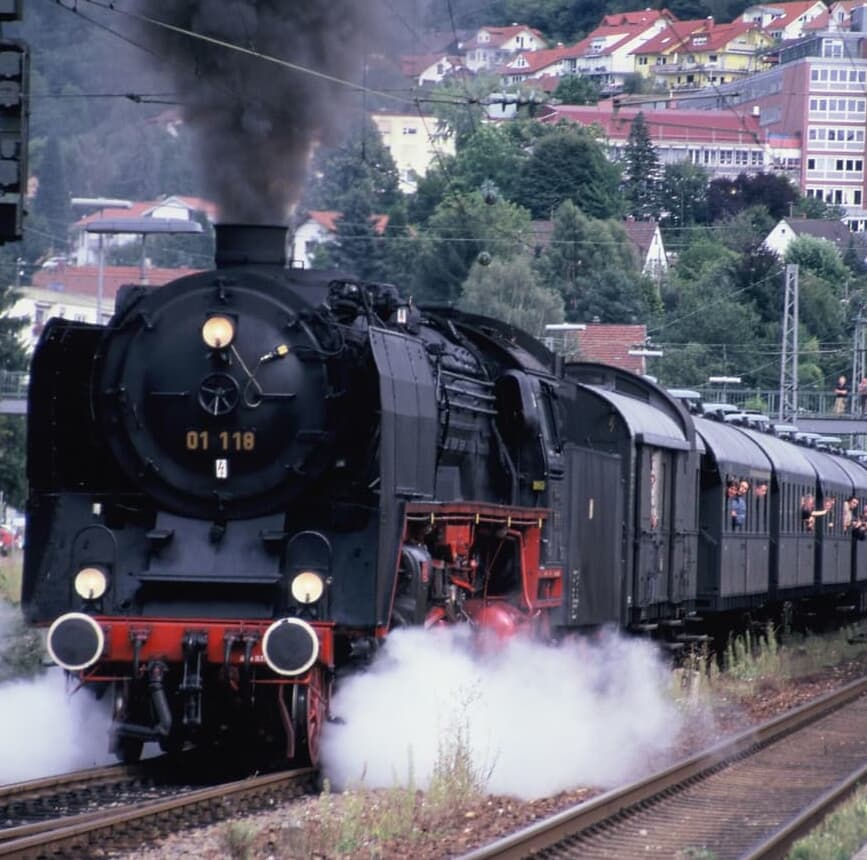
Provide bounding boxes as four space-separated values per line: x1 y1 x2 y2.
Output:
0 602 115 784
0 667 115 784
321 627 683 800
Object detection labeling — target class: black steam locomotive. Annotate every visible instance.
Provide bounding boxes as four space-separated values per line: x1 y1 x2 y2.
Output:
22 223 867 766
21 224 566 764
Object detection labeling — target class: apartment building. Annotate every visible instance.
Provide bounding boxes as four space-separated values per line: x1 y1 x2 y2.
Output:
739 0 829 39
371 111 456 194
633 18 774 91
569 9 676 94
537 101 800 181
686 19 867 229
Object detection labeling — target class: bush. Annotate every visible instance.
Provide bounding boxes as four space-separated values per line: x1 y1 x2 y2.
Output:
0 601 44 681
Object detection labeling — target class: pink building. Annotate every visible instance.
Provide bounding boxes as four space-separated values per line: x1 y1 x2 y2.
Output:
685 22 867 229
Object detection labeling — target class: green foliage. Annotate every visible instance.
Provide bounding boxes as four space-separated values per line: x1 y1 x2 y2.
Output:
659 162 711 241
669 233 737 283
553 75 600 105
716 207 777 255
622 112 661 219
0 417 27 510
707 172 799 222
534 200 648 323
459 255 564 336
443 124 528 205
794 194 846 220
788 787 867 860
0 601 44 681
798 270 847 346
220 821 258 860
411 191 533 304
303 114 401 213
785 235 849 284
318 184 390 280
513 126 623 220
428 75 503 147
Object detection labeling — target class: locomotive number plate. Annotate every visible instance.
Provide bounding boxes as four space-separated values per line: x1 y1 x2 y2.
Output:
185 430 256 452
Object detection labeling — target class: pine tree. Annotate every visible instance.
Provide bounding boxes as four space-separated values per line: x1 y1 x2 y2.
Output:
321 184 387 281
302 115 400 214
23 137 72 265
623 112 662 220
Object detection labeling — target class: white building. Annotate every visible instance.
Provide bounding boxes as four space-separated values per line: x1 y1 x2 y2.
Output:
371 111 455 194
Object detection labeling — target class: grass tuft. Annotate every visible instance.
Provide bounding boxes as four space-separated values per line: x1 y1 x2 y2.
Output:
220 821 258 860
0 600 44 681
788 786 867 859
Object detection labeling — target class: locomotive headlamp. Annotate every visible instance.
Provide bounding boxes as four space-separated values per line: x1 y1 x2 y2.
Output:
291 571 325 604
202 315 236 349
74 566 108 600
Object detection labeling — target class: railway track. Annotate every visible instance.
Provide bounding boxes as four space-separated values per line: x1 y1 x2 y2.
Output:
0 762 160 827
0 761 315 858
461 675 867 859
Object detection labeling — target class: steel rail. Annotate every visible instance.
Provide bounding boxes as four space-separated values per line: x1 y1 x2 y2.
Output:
460 675 867 859
0 767 315 859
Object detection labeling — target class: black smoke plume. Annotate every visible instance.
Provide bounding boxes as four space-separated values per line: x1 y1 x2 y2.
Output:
129 1 404 223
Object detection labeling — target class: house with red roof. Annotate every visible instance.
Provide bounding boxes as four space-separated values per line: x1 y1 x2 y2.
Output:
12 264 202 348
571 323 650 374
291 210 389 268
824 1 860 30
621 219 669 280
460 24 546 73
399 52 465 87
633 18 774 90
568 9 678 95
69 195 217 266
740 1 829 40
500 44 583 87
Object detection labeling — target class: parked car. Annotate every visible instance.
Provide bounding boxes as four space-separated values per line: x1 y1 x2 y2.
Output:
0 525 14 556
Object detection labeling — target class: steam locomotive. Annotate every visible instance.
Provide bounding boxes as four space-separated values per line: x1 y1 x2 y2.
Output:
22 223 867 766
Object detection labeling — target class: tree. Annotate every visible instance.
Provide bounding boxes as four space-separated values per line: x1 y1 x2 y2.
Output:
442 124 528 205
534 200 649 322
785 235 849 284
552 76 600 105
707 172 799 222
428 75 503 148
514 126 623 219
410 191 533 305
716 206 776 255
658 162 710 244
22 137 72 265
0 276 30 509
622 113 662 219
458 255 564 336
315 183 388 281
657 263 762 386
302 114 401 213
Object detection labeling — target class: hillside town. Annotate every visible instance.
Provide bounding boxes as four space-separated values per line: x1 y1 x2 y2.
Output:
11 1 867 375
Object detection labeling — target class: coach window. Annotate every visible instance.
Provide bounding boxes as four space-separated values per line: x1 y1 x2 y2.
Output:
539 383 562 454
648 450 663 530
754 480 769 531
824 493 839 534
787 484 799 533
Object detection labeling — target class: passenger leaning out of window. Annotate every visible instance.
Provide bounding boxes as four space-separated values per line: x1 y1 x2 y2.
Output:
834 375 849 414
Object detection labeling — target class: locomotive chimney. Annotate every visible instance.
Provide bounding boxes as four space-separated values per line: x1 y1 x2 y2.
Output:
214 223 288 268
